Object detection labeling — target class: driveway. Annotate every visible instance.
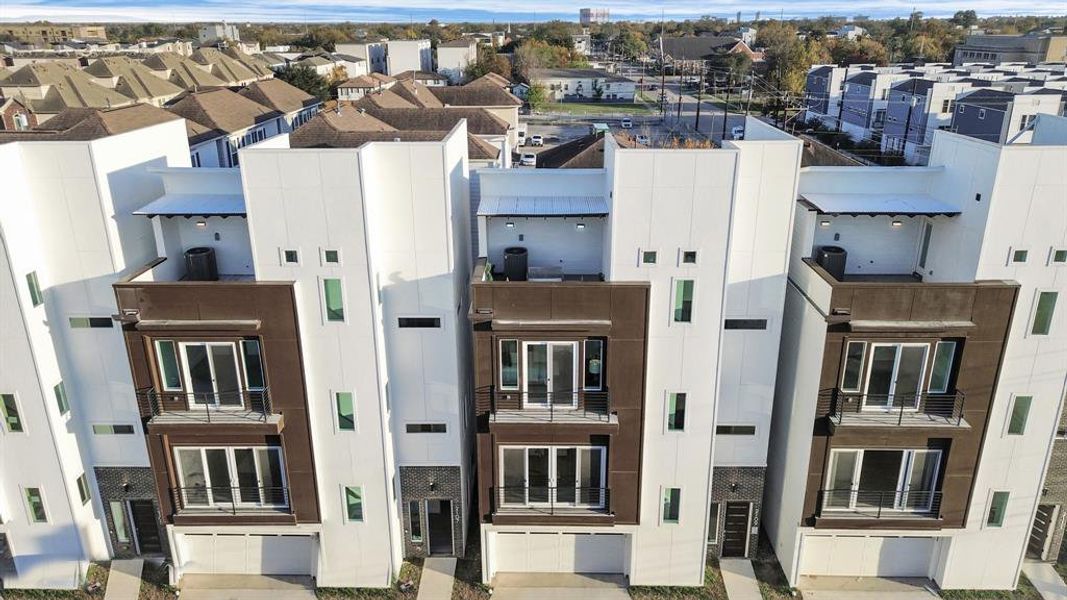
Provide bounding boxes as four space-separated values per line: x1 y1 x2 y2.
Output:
798 576 940 599
179 574 316 600
491 572 630 600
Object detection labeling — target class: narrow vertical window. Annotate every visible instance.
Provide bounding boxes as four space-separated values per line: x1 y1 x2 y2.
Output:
1 394 24 433
662 488 681 523
840 342 866 392
345 486 364 522
499 340 518 389
409 501 422 542
673 280 694 323
110 501 130 542
928 341 957 394
54 382 70 415
1007 396 1032 435
156 340 182 390
241 340 265 390
1032 292 1058 335
26 271 44 306
76 474 91 505
336 392 355 431
987 491 1009 527
323 278 345 322
583 339 604 391
708 502 720 543
25 488 47 522
667 393 686 431
918 222 933 269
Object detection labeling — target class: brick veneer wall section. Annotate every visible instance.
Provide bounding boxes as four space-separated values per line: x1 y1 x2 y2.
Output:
399 466 465 558
94 467 168 558
709 466 766 559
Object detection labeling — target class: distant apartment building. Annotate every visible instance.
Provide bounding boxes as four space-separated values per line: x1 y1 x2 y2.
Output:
838 70 911 141
950 88 1063 144
880 78 974 163
572 33 593 55
804 64 873 128
954 33 1067 66
437 38 479 84
579 8 610 25
336 41 388 74
1 23 107 44
198 23 240 44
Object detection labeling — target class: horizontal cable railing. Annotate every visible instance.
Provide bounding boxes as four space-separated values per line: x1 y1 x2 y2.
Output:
171 486 290 514
475 387 613 421
817 389 966 426
819 489 942 519
493 487 611 515
138 387 273 423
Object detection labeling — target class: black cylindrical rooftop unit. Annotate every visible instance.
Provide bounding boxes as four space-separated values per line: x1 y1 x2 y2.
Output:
503 247 528 282
816 246 847 281
185 247 219 282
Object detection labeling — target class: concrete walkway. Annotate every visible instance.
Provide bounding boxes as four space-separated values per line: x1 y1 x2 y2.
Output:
720 559 762 600
1023 562 1067 600
103 559 143 600
417 557 457 600
491 573 629 600
180 575 316 600
798 576 939 599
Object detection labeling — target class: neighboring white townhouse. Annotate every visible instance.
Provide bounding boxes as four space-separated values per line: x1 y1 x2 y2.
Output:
386 40 433 76
437 38 478 84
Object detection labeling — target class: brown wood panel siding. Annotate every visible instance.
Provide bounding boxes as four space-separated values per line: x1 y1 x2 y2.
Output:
803 281 1018 529
471 280 650 525
114 280 320 525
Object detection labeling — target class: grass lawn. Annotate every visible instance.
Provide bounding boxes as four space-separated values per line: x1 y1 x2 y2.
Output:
538 102 656 116
316 560 422 599
1056 561 1067 583
629 558 729 599
2 562 109 599
138 561 177 600
751 534 799 600
451 525 490 600
939 574 1042 600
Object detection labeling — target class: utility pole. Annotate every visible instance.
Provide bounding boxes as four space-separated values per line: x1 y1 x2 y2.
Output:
722 73 730 142
695 60 705 132
745 74 754 116
658 13 666 118
676 59 684 121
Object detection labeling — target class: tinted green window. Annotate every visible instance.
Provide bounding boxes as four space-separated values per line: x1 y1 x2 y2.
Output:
26 272 44 306
667 393 686 431
156 341 182 390
662 488 681 523
110 501 130 542
929 342 956 394
283 250 299 263
1007 396 1032 435
324 250 340 263
1053 250 1067 263
1 394 24 433
987 491 1009 527
1012 249 1028 263
841 342 866 392
1032 292 1058 335
93 424 136 435
26 488 47 522
642 251 657 264
54 382 70 415
673 280 694 323
345 486 364 521
500 340 518 388
336 392 355 431
241 340 265 389
76 474 90 505
324 279 345 321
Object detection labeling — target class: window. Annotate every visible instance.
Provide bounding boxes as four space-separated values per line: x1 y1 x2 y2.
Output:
68 317 113 328
409 501 422 542
641 250 658 265
398 317 441 328
406 423 446 433
500 340 519 389
500 446 605 507
323 278 345 322
708 502 720 543
583 339 604 391
841 341 866 392
682 250 698 265
918 222 933 269
716 425 756 435
155 340 182 390
1 394 24 433
323 249 341 264
987 491 1009 527
92 424 136 435
25 488 47 523
54 382 70 416
1007 395 1032 435
344 486 364 522
26 271 43 306
978 108 986 120
941 99 954 113
928 341 957 394
662 488 681 523
1052 249 1067 264
861 343 929 410
667 393 686 431
724 319 767 330
1011 249 1029 263
336 392 355 431
282 249 299 264
1019 114 1035 131
959 105 966 114
110 501 130 542
174 446 286 508
673 280 694 323
241 340 265 391
174 342 244 407
76 474 90 505
1031 292 1058 335
823 449 941 512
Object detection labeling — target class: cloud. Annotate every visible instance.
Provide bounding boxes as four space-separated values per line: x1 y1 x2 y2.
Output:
1 0 1064 23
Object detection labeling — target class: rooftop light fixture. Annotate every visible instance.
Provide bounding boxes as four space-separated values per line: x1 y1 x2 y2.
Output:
820 220 831 227
505 222 515 228
576 223 586 230
892 220 903 228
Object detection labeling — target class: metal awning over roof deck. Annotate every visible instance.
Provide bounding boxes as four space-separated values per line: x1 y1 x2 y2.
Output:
134 193 246 218
799 192 960 217
478 195 609 217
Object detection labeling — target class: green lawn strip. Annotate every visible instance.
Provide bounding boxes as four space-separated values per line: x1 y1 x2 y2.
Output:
629 559 727 599
316 560 422 600
539 102 655 116
940 573 1043 600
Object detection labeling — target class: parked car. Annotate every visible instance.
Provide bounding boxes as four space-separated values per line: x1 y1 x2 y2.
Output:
620 118 633 129
517 129 527 146
731 125 745 140
529 135 544 146
636 134 651 145
519 153 537 167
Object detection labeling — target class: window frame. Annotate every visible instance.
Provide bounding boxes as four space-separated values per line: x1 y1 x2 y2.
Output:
76 473 91 505
68 316 114 329
172 446 288 509
639 248 658 266
279 247 301 266
408 500 423 542
671 278 696 324
1 393 26 434
499 339 520 390
91 423 137 435
498 444 607 509
840 340 867 393
1029 290 1058 336
343 485 365 523
176 341 246 409
707 502 720 544
54 381 70 416
155 340 184 391
661 487 681 524
822 448 943 513
665 391 687 432
679 249 699 266
397 317 442 329
985 490 1009 528
1005 394 1033 436
1048 248 1067 266
26 271 44 307
928 341 958 394
334 391 356 432
23 486 48 523
321 277 347 323
320 248 342 266
1008 246 1030 265
716 424 757 435
405 423 447 433
583 339 605 392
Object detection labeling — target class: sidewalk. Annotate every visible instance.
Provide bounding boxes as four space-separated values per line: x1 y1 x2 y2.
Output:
417 557 457 600
720 559 762 600
103 559 143 600
1022 562 1067 600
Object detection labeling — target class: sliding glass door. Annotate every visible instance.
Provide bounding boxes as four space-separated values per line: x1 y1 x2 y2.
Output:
499 446 606 508
522 342 578 408
863 343 928 411
174 446 287 509
179 342 243 408
824 448 942 513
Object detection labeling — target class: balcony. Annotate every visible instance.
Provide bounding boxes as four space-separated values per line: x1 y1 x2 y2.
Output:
476 387 616 424
493 487 612 517
171 486 291 515
818 489 942 520
818 389 967 428
138 388 282 429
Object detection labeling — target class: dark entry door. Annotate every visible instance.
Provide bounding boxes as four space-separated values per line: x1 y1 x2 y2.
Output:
129 500 163 554
427 500 454 556
1028 504 1057 560
721 502 750 558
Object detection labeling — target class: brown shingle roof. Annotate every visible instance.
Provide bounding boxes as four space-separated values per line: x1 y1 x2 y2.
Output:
535 133 637 169
190 48 259 84
0 104 181 143
361 106 510 136
222 48 275 78
238 79 318 114
470 72 512 87
83 56 184 103
315 106 396 132
291 109 498 159
356 89 418 109
142 52 228 89
1 62 135 114
429 80 522 107
166 88 282 143
393 70 450 83
338 75 381 89
390 80 445 108
369 72 395 84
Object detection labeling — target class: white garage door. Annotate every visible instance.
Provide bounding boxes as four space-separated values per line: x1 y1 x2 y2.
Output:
496 532 626 573
800 535 935 578
182 534 314 575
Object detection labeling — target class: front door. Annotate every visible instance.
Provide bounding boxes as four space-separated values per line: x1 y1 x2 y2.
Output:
1028 504 1058 560
522 342 577 408
721 502 750 558
426 500 454 556
128 500 163 554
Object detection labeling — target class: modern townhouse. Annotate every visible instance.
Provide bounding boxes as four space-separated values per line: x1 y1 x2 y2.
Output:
804 65 872 129
954 33 1067 66
166 88 288 168
763 114 1067 590
336 42 388 75
469 119 803 583
385 40 434 76
951 88 1063 144
881 79 973 164
838 70 911 143
437 38 479 84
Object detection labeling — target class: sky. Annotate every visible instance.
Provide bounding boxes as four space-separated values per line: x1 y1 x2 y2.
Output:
0 0 1064 24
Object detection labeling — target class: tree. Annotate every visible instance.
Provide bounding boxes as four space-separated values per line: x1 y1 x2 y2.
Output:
828 38 889 65
529 20 580 49
757 22 829 94
513 39 579 81
465 46 512 82
951 10 979 28
526 83 548 111
615 29 648 60
710 51 752 82
276 65 331 102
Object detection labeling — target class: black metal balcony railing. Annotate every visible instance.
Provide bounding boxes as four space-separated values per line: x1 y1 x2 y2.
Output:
818 489 942 519
817 389 966 427
138 388 273 423
171 486 290 514
475 387 613 422
493 487 611 516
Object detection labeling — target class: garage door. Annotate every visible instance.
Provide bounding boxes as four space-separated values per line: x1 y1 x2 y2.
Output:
496 532 626 573
800 535 935 578
182 534 314 575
